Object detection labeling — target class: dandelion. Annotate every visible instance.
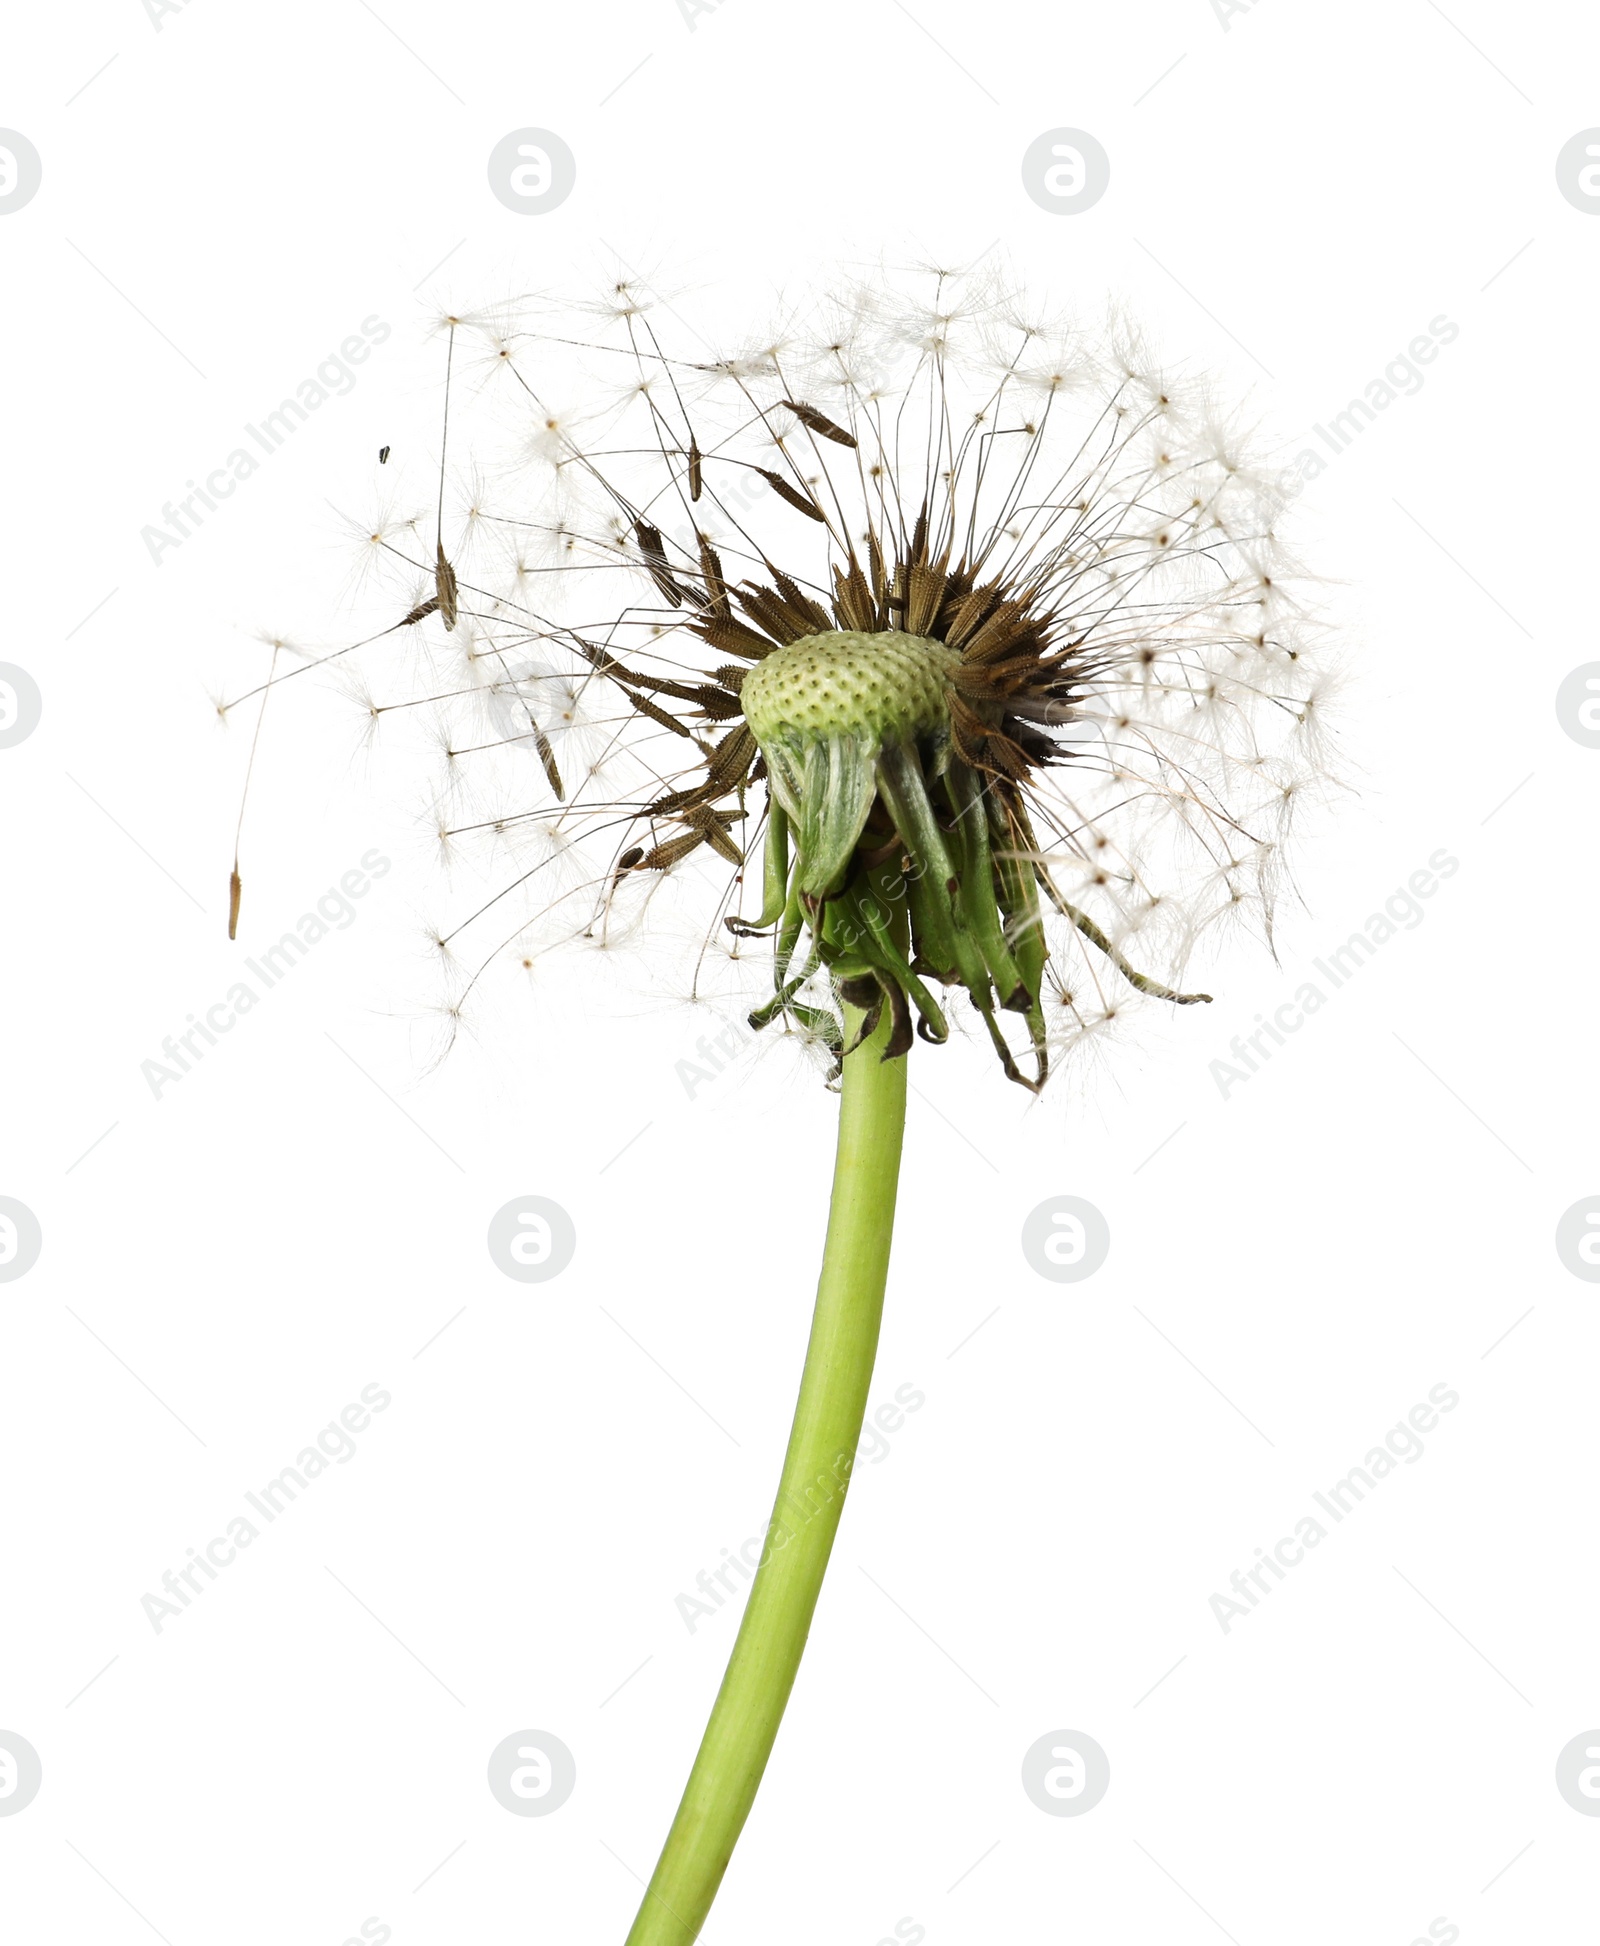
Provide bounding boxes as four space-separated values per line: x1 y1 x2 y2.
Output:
226 263 1335 1944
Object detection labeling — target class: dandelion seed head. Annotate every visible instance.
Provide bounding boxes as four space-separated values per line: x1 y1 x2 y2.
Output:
264 263 1340 1087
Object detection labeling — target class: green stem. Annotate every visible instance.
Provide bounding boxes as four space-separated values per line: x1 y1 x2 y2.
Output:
623 1000 908 1945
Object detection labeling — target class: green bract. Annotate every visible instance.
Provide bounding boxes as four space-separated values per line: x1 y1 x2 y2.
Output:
743 629 960 903
738 627 1052 1087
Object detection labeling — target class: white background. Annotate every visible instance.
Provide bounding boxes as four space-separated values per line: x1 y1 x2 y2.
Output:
2 3 1597 1943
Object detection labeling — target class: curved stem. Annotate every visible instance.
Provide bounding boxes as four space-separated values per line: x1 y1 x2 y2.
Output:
623 1002 908 1945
